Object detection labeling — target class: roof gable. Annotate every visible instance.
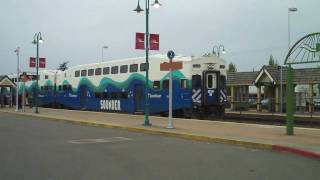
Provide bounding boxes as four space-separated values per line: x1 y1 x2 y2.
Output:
0 75 16 87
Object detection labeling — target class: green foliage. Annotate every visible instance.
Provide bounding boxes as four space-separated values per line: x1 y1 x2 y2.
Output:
268 55 278 67
227 62 237 72
57 61 69 71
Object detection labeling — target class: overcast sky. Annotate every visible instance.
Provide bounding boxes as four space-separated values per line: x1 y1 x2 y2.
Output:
0 0 319 74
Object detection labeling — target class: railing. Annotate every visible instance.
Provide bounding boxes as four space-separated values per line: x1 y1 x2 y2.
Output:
226 96 320 116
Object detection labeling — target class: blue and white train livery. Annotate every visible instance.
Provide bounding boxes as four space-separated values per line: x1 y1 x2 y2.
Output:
22 54 227 116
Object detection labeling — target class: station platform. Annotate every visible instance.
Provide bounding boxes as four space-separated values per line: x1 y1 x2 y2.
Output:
1 107 319 160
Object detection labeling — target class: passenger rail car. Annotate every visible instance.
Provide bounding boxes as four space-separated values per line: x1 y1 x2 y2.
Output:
22 54 227 116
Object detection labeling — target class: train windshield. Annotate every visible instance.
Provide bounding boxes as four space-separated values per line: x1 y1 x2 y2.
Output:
207 74 217 89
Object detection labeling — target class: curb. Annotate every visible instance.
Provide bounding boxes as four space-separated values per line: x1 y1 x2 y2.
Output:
272 145 320 160
1 110 319 160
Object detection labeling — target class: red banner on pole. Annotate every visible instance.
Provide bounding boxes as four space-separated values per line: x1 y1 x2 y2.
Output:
135 32 145 50
39 58 46 68
29 57 36 68
150 34 160 51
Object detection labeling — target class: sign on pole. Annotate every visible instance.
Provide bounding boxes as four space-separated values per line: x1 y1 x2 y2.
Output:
135 32 160 50
29 57 36 68
150 34 160 50
135 32 145 50
39 58 46 68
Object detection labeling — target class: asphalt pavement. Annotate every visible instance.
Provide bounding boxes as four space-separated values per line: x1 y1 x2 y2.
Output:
0 112 319 180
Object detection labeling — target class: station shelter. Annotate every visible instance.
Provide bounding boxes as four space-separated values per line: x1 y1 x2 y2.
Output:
227 66 320 113
0 75 16 108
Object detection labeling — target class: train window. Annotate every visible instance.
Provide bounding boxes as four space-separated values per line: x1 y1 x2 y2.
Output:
192 75 201 89
88 69 94 76
220 75 226 88
207 74 217 89
193 64 201 68
44 86 48 91
68 85 72 91
111 66 119 74
81 70 87 77
153 81 160 89
163 80 169 89
120 65 128 73
129 64 138 72
95 68 102 76
102 92 109 99
181 79 188 89
120 92 128 99
75 70 80 77
62 85 68 91
140 63 148 72
95 92 102 98
41 86 44 91
58 85 62 91
103 67 110 75
110 92 119 99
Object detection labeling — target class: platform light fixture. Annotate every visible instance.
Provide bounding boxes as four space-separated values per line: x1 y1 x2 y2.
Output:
134 0 162 126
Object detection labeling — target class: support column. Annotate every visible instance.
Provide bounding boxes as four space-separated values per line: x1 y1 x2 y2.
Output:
275 85 280 112
257 86 261 112
231 86 235 111
309 84 314 113
286 64 294 135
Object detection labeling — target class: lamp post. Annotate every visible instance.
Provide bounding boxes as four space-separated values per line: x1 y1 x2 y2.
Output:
14 47 20 112
288 7 297 50
213 45 226 57
102 46 108 62
32 32 43 114
286 7 297 135
134 0 161 126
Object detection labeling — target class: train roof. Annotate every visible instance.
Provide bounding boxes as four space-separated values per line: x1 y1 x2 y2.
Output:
69 54 194 70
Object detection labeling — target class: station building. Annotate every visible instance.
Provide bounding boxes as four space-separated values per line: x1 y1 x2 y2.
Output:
227 65 320 113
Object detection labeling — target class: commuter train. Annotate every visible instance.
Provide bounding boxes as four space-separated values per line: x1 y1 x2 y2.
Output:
16 54 227 117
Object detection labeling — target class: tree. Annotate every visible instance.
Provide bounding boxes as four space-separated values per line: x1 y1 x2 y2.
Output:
227 62 237 72
57 61 69 71
268 54 278 67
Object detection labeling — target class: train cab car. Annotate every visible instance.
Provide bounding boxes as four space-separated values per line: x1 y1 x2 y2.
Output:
190 54 227 116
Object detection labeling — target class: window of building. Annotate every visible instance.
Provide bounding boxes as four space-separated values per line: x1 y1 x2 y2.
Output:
129 64 138 72
88 69 94 76
153 81 160 89
95 68 102 76
111 66 119 74
140 63 148 72
81 70 87 77
75 70 80 77
120 65 128 73
181 79 188 89
45 75 48 79
103 67 110 75
163 80 169 89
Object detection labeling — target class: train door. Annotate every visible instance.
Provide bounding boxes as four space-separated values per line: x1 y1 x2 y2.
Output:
203 71 219 105
134 84 144 112
192 75 202 105
80 86 87 109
